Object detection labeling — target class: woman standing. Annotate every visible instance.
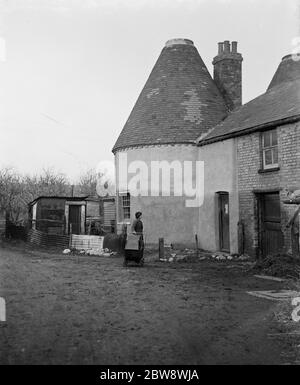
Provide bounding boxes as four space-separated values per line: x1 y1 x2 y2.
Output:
131 211 143 235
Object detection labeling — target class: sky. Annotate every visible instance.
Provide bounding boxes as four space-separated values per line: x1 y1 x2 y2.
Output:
0 0 299 182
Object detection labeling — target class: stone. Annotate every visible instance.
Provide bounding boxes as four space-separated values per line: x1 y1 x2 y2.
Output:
238 255 250 261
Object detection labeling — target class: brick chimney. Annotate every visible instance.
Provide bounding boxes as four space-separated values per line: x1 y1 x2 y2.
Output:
212 40 243 111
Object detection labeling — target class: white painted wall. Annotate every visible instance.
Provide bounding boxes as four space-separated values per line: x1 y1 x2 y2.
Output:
198 138 239 253
114 140 239 253
115 144 199 247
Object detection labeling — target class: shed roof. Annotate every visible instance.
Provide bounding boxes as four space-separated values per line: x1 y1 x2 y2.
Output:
28 196 89 206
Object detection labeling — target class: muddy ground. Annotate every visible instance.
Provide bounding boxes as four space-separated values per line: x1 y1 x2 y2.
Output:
0 242 299 365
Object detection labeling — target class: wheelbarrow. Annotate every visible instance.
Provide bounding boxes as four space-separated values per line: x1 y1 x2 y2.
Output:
123 233 144 267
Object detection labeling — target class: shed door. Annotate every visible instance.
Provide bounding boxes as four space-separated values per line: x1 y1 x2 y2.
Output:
260 192 283 257
218 192 230 252
69 205 81 235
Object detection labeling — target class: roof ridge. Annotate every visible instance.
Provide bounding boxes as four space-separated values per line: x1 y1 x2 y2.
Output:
198 78 300 145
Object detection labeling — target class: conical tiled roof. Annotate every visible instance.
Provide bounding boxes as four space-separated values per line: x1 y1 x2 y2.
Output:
113 39 228 152
268 54 300 90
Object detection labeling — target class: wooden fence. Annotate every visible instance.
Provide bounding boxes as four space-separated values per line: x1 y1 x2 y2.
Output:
27 229 70 249
0 219 6 235
70 234 104 251
27 229 124 253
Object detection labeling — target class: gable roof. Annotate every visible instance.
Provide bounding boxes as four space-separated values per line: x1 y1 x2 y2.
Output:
113 39 228 153
198 54 300 145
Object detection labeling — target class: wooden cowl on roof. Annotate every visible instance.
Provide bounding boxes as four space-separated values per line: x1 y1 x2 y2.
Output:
112 38 228 153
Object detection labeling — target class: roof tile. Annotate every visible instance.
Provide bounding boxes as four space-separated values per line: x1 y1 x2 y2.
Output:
199 55 300 144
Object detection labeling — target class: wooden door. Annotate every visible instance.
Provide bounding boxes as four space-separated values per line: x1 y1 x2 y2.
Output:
219 192 230 252
69 205 81 235
260 193 283 257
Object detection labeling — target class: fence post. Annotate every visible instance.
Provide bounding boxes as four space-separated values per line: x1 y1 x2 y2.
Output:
69 223 72 249
195 234 199 256
238 221 244 255
159 238 164 260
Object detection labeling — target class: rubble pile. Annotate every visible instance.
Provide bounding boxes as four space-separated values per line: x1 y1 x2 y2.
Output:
253 254 300 279
159 248 251 263
62 248 118 257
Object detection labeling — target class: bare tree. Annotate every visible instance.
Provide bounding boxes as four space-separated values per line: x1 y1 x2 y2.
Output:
23 168 70 203
0 167 71 224
77 169 101 197
77 168 115 197
0 167 24 223
0 165 116 225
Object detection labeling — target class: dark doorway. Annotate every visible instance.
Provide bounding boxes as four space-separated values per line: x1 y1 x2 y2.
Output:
69 205 81 235
258 192 283 257
218 192 230 252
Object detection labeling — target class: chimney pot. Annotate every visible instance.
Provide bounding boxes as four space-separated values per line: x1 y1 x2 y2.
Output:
231 41 238 53
213 40 243 111
224 40 230 53
218 42 224 55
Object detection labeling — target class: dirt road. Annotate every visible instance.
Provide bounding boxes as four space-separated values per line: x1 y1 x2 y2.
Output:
0 243 297 364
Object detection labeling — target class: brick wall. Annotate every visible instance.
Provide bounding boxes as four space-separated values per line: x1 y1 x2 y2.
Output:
212 41 243 111
237 122 300 256
213 58 242 111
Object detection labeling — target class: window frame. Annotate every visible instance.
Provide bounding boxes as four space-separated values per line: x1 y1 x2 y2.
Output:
121 192 130 220
261 129 279 170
